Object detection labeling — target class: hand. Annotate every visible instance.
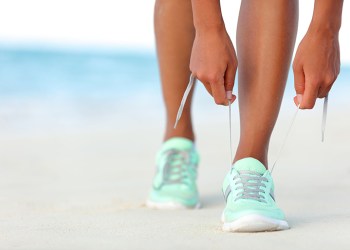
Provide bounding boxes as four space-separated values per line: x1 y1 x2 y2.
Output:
292 28 340 109
190 28 238 105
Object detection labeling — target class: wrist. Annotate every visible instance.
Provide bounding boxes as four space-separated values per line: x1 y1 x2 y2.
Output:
191 0 225 34
308 19 340 38
310 0 343 35
194 22 226 34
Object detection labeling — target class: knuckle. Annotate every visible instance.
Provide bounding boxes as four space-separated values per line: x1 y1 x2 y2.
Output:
226 82 234 89
310 82 319 89
294 83 304 93
324 73 336 84
195 72 204 80
294 82 304 88
207 73 220 83
318 92 327 98
308 76 320 87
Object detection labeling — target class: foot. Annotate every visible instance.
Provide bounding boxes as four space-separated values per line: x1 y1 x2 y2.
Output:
146 137 200 209
221 157 289 232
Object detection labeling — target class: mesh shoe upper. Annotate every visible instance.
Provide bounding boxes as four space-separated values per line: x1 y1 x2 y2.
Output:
148 137 199 207
222 157 286 222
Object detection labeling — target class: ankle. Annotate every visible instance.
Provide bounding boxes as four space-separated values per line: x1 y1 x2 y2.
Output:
164 126 195 141
164 133 195 142
234 151 268 169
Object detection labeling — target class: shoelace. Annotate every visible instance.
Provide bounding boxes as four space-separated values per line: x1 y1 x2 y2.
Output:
162 149 193 185
270 94 328 173
322 94 328 142
174 74 196 129
174 74 329 174
233 170 268 203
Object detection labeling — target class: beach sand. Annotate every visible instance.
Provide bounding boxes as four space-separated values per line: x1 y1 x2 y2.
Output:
0 101 349 250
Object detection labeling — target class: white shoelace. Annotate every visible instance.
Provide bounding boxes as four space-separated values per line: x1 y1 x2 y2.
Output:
270 94 328 173
174 74 197 129
162 149 191 185
322 94 328 142
233 170 268 202
174 74 329 173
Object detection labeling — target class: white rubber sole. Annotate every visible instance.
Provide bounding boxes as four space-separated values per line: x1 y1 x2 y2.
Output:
222 213 290 232
146 200 201 210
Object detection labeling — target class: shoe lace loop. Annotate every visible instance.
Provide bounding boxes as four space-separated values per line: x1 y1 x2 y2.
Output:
233 171 268 203
162 149 194 185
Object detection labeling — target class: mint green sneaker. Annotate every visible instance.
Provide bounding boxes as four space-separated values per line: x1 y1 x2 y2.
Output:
146 137 200 209
221 157 289 232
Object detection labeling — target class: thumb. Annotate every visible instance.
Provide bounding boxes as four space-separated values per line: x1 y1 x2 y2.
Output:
224 62 237 101
293 63 305 106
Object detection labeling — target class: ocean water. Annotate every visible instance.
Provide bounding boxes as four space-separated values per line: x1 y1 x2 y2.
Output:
0 45 349 135
0 46 162 134
0 46 160 100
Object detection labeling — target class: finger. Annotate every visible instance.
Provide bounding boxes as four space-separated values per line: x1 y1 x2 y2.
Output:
224 63 237 103
318 73 337 98
293 62 305 106
293 96 299 106
300 78 319 109
227 93 237 104
224 62 237 92
210 76 227 106
318 83 333 98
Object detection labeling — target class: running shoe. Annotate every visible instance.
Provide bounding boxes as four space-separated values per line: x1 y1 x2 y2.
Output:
221 157 289 232
146 137 200 209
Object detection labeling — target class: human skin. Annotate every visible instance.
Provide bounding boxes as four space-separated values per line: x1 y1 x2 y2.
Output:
190 0 237 105
154 0 343 167
233 0 298 166
154 0 196 141
293 0 343 109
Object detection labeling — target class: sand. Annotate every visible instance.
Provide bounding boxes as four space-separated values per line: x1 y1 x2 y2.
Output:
0 99 349 250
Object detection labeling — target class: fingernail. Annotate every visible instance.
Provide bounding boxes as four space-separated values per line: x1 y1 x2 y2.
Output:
226 91 233 100
297 94 303 104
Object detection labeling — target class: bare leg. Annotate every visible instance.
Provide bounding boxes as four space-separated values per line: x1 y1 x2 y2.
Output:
154 0 195 141
234 0 299 167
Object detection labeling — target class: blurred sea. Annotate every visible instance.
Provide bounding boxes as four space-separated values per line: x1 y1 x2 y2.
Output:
0 46 162 135
0 45 349 135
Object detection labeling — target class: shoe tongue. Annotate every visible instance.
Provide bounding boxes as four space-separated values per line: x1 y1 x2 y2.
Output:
161 137 194 151
233 157 267 174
